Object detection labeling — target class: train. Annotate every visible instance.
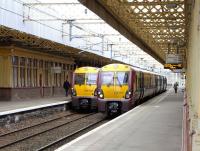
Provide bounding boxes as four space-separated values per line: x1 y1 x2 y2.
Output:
96 63 167 115
71 67 99 110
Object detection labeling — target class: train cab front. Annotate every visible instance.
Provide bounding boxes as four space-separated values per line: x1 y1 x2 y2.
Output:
72 87 98 111
97 89 133 115
97 70 134 116
71 69 98 111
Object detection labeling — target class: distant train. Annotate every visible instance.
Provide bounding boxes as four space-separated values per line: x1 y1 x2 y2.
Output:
71 67 99 110
97 63 167 115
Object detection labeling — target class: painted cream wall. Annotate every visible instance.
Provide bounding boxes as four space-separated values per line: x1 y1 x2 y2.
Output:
0 49 12 87
0 46 75 88
187 1 200 150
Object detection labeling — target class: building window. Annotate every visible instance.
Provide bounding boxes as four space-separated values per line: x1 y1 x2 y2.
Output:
39 60 43 69
59 63 62 86
12 55 73 88
20 57 26 87
70 65 73 70
33 59 38 87
67 64 70 70
27 58 32 87
12 56 19 87
44 61 49 87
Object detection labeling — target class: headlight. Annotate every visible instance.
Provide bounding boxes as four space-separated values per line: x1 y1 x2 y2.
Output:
98 89 104 99
125 90 132 99
99 94 104 98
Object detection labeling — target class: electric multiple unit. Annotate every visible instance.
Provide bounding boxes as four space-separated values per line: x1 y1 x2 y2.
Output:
96 64 167 115
71 64 167 115
71 67 99 110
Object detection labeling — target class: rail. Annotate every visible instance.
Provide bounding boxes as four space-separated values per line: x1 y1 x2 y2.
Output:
0 113 95 149
37 119 105 151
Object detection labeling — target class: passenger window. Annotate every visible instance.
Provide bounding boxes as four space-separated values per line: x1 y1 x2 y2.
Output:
86 73 97 85
101 72 114 85
115 72 129 85
75 73 85 85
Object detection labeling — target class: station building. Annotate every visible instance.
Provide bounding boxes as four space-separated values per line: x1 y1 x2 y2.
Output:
0 26 119 101
0 46 75 101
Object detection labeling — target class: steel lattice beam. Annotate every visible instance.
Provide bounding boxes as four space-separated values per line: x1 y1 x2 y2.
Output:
79 0 191 65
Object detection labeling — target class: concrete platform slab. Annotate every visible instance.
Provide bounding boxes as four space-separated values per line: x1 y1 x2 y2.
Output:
0 96 71 116
57 90 183 151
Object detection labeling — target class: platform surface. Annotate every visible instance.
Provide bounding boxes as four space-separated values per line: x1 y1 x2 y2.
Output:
57 89 183 151
0 96 71 116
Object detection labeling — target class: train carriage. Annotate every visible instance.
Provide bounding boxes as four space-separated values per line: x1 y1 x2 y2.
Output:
97 63 167 116
71 67 99 110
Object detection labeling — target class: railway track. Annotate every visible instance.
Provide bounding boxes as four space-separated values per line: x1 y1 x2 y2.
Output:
37 119 106 151
0 112 106 151
0 112 76 137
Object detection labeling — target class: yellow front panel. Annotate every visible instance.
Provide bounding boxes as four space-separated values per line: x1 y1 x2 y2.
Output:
114 85 128 98
74 85 96 97
73 67 98 97
102 85 128 99
100 66 129 99
84 85 96 96
101 85 115 98
74 85 85 96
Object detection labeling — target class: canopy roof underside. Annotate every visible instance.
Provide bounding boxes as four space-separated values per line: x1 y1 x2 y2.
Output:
79 0 191 65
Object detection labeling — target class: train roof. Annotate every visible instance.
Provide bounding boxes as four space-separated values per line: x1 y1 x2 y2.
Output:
102 63 165 77
74 66 99 73
101 63 131 72
131 66 164 77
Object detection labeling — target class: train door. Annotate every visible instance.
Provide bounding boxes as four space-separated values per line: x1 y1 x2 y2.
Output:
159 76 162 92
141 72 145 99
156 75 160 93
153 74 157 95
139 72 144 100
132 70 138 105
135 72 140 102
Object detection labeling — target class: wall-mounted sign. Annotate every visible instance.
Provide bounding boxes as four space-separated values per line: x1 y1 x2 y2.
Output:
51 67 62 73
172 68 186 73
166 54 183 64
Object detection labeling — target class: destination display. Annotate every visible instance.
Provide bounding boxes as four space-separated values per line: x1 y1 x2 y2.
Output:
166 54 183 64
164 63 183 69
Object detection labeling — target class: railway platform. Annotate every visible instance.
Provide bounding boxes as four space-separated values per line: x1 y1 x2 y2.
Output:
57 89 183 151
0 96 71 116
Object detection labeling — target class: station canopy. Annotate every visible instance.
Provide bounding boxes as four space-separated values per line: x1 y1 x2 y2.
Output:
0 0 191 72
79 0 191 65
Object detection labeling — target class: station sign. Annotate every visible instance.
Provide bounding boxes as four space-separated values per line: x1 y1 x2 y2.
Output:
166 54 183 64
164 63 183 69
172 68 186 73
51 67 62 73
